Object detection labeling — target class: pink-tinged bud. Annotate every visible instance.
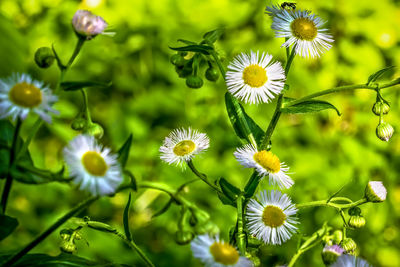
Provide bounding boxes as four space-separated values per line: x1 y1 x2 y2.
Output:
72 10 108 40
365 181 387 202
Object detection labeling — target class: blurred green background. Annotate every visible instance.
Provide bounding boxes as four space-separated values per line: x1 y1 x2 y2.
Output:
1 0 400 266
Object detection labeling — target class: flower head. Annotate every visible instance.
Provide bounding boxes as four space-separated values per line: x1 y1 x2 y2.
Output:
0 73 58 123
322 245 344 265
72 10 109 39
234 144 293 189
365 181 387 202
246 190 298 245
226 51 285 104
330 254 372 267
191 234 253 267
269 8 333 58
159 127 209 167
63 135 123 196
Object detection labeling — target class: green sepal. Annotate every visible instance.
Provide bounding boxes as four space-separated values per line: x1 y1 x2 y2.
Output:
0 214 18 241
225 93 264 147
282 100 341 116
202 28 224 44
169 44 213 55
367 66 395 85
244 172 261 199
117 134 133 168
218 177 241 202
123 193 132 241
61 81 112 91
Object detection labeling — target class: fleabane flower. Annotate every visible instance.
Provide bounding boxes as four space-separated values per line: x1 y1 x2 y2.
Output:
63 135 123 196
246 190 298 245
365 181 387 202
330 254 372 267
234 144 293 189
270 8 333 58
72 10 110 39
322 245 344 265
0 73 58 123
191 234 253 267
159 127 209 167
226 51 285 104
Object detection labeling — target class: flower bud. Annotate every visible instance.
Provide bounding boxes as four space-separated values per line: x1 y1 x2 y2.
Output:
376 122 394 142
205 67 219 82
321 245 344 265
190 209 210 226
170 54 185 67
174 230 194 245
348 207 361 216
85 123 104 139
348 215 366 229
60 240 77 253
341 238 357 253
71 117 87 131
194 221 219 236
60 229 73 241
34 47 55 68
332 230 343 245
72 10 108 40
186 75 203 89
372 102 390 116
175 65 193 78
365 181 387 202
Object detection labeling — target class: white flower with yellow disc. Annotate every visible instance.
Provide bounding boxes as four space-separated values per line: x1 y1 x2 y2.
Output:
0 73 58 123
63 135 123 196
226 51 285 104
159 127 209 167
234 144 293 189
246 190 298 245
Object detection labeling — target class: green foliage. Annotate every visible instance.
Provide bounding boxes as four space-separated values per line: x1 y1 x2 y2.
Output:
0 214 18 241
282 100 341 116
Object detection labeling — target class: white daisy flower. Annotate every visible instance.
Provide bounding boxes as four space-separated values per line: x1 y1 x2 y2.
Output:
0 73 58 123
191 234 253 267
270 9 334 58
159 127 209 167
330 254 372 267
246 190 298 245
63 134 123 196
234 144 293 189
225 51 285 104
365 181 387 202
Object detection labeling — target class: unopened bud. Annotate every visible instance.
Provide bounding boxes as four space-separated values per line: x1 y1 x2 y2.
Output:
341 238 357 253
195 221 219 236
321 245 344 265
174 230 194 245
365 181 387 202
60 240 77 253
348 215 366 229
332 230 343 244
85 123 104 139
72 10 108 40
175 65 192 78
376 122 394 142
34 47 55 68
372 102 390 116
186 75 203 89
71 117 87 131
170 54 185 67
205 67 219 82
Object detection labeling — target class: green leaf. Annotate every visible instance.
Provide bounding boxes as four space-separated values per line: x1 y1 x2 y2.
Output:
203 28 224 44
118 134 133 168
177 39 197 45
281 100 341 116
0 214 18 241
218 178 241 202
244 172 262 199
152 199 173 218
224 93 264 147
217 191 235 207
123 193 132 241
169 44 213 55
61 81 112 91
0 253 130 267
367 66 395 85
123 170 137 191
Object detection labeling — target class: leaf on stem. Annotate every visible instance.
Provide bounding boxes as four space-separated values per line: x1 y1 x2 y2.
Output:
152 199 173 218
118 134 133 168
218 177 241 202
123 193 132 241
61 81 112 91
367 66 395 85
0 214 18 241
243 172 261 199
169 44 213 55
282 100 341 116
202 28 224 44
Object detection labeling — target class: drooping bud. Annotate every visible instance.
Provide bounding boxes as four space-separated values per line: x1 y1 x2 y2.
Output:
348 215 366 229
175 64 193 78
85 123 104 139
194 221 219 236
332 230 343 245
365 181 387 202
341 238 357 253
170 54 185 67
376 122 394 142
321 245 344 265
72 10 108 40
186 75 203 89
60 240 77 253
174 230 194 245
372 102 390 116
34 47 55 68
205 67 219 82
71 117 87 131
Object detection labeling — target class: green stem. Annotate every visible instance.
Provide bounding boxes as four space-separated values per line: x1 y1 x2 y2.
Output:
285 46 296 76
1 118 22 214
236 195 246 255
80 89 92 123
286 79 400 107
187 160 222 194
296 198 367 210
260 94 283 150
210 51 226 79
66 37 85 68
123 235 155 267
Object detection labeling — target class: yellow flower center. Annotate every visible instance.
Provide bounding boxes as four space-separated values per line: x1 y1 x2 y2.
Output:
290 17 318 41
173 140 196 156
209 242 240 265
253 150 281 173
8 82 42 108
81 151 108 176
262 205 286 227
242 64 268 88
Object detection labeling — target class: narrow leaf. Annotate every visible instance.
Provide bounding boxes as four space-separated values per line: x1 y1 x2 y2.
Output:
244 172 261 199
282 100 341 116
177 39 197 45
367 66 395 85
123 170 137 191
123 193 132 241
152 199 173 218
219 178 241 202
61 81 112 91
118 134 133 168
203 28 224 44
0 214 18 241
217 191 235 206
169 44 213 55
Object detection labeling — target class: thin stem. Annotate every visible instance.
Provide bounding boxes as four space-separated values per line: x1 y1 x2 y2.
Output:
210 51 226 80
236 195 246 255
187 160 222 194
123 236 155 267
1 118 22 214
138 181 175 196
285 46 296 76
66 37 85 68
260 94 283 150
15 118 42 161
296 198 367 210
330 197 353 204
80 89 92 123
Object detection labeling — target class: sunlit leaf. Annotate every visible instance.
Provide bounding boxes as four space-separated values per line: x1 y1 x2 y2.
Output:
169 44 213 55
282 100 341 116
367 66 395 85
